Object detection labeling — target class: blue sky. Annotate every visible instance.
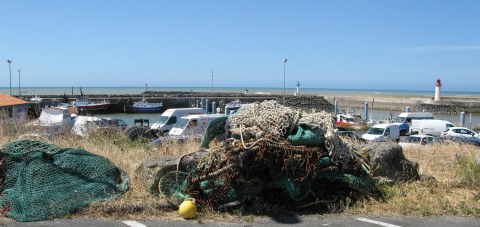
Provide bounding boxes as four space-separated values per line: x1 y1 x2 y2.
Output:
1 0 479 91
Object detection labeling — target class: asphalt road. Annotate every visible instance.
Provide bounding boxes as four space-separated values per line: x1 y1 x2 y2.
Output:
2 215 479 227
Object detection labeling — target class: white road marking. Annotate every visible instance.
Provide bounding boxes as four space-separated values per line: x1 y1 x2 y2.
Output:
123 220 147 227
356 217 401 227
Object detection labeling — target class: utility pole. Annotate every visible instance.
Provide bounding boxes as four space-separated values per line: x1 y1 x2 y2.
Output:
282 58 287 104
18 68 22 96
7 60 12 96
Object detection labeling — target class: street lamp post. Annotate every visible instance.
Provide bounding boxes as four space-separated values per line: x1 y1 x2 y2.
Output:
282 58 287 104
211 70 214 94
18 68 22 96
7 60 12 96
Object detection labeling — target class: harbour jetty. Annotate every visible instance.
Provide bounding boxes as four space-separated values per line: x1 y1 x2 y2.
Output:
26 90 480 114
31 91 334 114
325 95 480 114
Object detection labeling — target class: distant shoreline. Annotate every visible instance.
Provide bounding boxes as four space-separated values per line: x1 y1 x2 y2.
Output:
1 86 479 98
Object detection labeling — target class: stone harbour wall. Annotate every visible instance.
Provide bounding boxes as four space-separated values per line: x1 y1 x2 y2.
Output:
413 103 467 114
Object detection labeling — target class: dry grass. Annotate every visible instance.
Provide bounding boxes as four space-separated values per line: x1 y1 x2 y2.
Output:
0 124 200 222
73 132 201 220
350 142 480 216
0 119 479 222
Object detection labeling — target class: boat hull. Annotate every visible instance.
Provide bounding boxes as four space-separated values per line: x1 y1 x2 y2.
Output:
75 103 112 115
124 105 163 113
76 103 111 110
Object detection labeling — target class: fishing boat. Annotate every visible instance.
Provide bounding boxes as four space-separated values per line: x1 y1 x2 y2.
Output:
224 99 245 115
29 94 43 103
335 108 362 127
71 87 111 114
71 98 111 111
124 97 163 113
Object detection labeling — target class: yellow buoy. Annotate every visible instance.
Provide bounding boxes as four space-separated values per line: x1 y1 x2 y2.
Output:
178 198 197 219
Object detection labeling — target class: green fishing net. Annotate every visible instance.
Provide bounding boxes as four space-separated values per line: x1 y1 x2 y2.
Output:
287 124 325 146
0 140 129 222
200 116 228 149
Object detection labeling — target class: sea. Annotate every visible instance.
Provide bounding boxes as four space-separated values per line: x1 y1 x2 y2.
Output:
2 86 480 97
2 86 479 129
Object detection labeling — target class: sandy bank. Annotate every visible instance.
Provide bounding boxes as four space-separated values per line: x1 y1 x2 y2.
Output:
324 94 480 113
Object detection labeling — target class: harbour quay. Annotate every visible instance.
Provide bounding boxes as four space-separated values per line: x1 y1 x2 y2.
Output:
31 90 480 115
325 95 480 114
34 91 334 114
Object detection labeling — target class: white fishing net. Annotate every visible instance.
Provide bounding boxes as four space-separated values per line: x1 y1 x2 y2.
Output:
226 100 295 140
225 100 355 164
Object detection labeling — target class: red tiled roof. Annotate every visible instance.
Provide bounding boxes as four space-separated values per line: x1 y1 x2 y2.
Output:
0 93 29 106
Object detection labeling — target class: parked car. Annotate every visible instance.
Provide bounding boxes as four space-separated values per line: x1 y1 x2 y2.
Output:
152 114 226 145
433 136 480 147
410 119 454 136
361 124 400 142
150 108 204 133
395 112 434 136
337 131 366 143
442 127 479 138
101 118 128 131
167 114 226 138
399 134 434 148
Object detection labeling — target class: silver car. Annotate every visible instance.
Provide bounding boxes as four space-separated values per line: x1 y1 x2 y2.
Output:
442 127 479 138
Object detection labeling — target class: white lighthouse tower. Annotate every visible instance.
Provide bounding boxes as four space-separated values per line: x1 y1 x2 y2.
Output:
295 81 300 96
434 78 442 101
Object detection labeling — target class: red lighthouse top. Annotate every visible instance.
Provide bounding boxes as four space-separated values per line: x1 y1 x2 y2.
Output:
436 78 441 87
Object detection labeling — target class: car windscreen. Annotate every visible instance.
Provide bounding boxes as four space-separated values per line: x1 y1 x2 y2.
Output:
367 127 385 135
159 116 169 124
407 136 421 143
117 120 127 127
174 118 189 129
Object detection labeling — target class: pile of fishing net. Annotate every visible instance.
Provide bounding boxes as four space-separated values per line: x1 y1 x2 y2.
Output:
0 140 129 222
159 100 378 210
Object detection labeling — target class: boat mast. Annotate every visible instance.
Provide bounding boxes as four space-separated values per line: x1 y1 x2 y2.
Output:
143 83 148 101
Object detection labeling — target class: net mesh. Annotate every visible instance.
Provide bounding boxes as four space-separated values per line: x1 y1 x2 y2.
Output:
226 100 295 140
0 140 129 222
159 100 377 209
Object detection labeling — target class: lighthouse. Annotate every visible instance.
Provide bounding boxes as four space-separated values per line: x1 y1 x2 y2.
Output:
294 81 300 96
434 78 441 101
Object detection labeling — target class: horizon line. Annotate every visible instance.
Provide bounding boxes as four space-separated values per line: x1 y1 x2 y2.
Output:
0 86 478 94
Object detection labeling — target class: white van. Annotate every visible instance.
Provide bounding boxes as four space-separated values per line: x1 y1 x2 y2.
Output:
361 124 400 142
150 108 204 133
410 119 454 136
167 114 226 138
397 112 434 123
396 112 434 136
